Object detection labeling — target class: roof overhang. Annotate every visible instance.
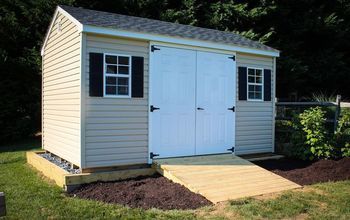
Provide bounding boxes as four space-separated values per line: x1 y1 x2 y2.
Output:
82 25 280 57
41 6 280 57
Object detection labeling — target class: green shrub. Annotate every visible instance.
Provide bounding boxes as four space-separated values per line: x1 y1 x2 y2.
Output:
288 114 309 160
336 109 350 157
287 107 350 160
299 107 334 159
311 92 336 102
289 107 332 160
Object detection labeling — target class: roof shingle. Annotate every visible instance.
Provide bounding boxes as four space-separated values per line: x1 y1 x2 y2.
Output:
60 5 278 53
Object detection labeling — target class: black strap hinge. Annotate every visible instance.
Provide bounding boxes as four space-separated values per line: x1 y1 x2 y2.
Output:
150 105 160 112
228 55 235 61
150 152 159 159
228 106 235 112
227 147 235 152
151 45 160 52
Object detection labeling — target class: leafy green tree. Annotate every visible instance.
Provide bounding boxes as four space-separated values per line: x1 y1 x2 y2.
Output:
1 0 350 142
0 0 74 141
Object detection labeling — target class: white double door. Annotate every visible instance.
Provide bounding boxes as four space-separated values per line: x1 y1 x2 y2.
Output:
150 46 236 158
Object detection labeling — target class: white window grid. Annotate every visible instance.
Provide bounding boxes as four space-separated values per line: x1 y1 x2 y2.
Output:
247 67 264 101
103 53 132 98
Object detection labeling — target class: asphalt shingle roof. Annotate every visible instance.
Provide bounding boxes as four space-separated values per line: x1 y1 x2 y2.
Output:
60 5 278 53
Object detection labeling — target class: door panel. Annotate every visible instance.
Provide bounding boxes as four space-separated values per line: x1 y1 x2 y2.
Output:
195 51 236 155
150 46 196 158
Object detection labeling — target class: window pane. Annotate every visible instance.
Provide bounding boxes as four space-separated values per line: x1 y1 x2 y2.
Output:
106 86 116 95
248 92 255 99
118 56 129 65
118 77 128 86
256 69 262 77
118 66 129 74
105 55 118 64
118 86 129 95
248 85 255 92
255 85 262 92
255 92 262 99
106 76 117 85
248 76 255 83
248 68 255 76
106 65 118 74
256 76 262 83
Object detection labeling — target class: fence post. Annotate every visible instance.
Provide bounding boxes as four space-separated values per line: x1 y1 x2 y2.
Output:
0 192 5 217
334 95 341 133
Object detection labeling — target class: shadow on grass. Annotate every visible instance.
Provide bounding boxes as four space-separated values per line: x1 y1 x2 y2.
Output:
0 137 41 153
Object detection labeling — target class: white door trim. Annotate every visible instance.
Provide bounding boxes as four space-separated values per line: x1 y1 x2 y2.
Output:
148 43 153 164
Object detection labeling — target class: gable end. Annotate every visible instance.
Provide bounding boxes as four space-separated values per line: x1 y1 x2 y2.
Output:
41 6 83 56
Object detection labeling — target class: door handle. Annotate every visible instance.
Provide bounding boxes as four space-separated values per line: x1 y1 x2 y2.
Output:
150 105 160 112
228 106 235 112
197 107 204 110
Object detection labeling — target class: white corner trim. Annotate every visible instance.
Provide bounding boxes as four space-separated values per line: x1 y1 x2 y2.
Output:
82 25 280 57
79 32 86 169
272 57 277 153
41 6 83 56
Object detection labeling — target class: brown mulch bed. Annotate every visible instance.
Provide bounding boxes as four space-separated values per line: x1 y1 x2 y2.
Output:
70 174 211 210
254 157 350 185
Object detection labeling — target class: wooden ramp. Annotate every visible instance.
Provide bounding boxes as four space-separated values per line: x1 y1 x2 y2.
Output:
153 154 301 203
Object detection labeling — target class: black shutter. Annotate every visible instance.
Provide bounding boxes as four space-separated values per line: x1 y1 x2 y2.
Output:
89 53 103 97
264 69 272 101
131 56 144 98
238 67 247 100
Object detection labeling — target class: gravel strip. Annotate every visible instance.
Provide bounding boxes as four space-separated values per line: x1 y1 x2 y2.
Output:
39 153 81 174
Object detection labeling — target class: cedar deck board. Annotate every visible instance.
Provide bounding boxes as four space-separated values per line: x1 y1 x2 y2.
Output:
153 154 301 203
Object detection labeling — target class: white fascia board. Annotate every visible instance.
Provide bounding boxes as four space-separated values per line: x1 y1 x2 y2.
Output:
41 6 83 56
82 25 280 57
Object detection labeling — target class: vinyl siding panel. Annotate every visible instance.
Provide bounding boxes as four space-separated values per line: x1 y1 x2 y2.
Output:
235 53 275 155
84 34 149 168
42 12 81 166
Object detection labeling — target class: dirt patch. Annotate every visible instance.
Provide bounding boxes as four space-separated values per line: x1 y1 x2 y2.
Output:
254 157 350 185
70 174 211 210
195 202 240 220
253 191 284 201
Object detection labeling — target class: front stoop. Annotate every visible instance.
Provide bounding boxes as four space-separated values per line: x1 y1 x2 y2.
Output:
153 154 301 203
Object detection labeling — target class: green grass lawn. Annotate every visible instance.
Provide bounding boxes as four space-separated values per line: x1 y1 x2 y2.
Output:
1 139 350 219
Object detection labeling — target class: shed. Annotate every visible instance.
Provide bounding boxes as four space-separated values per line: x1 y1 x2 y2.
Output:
41 5 280 171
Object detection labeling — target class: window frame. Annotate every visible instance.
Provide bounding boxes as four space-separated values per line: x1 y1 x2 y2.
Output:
246 67 264 101
103 53 132 98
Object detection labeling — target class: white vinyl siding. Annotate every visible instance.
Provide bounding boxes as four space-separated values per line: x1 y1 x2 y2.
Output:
235 53 275 154
84 34 149 168
42 12 81 166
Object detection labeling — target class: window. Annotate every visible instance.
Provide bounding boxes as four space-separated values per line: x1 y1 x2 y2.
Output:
104 54 131 97
247 67 263 100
